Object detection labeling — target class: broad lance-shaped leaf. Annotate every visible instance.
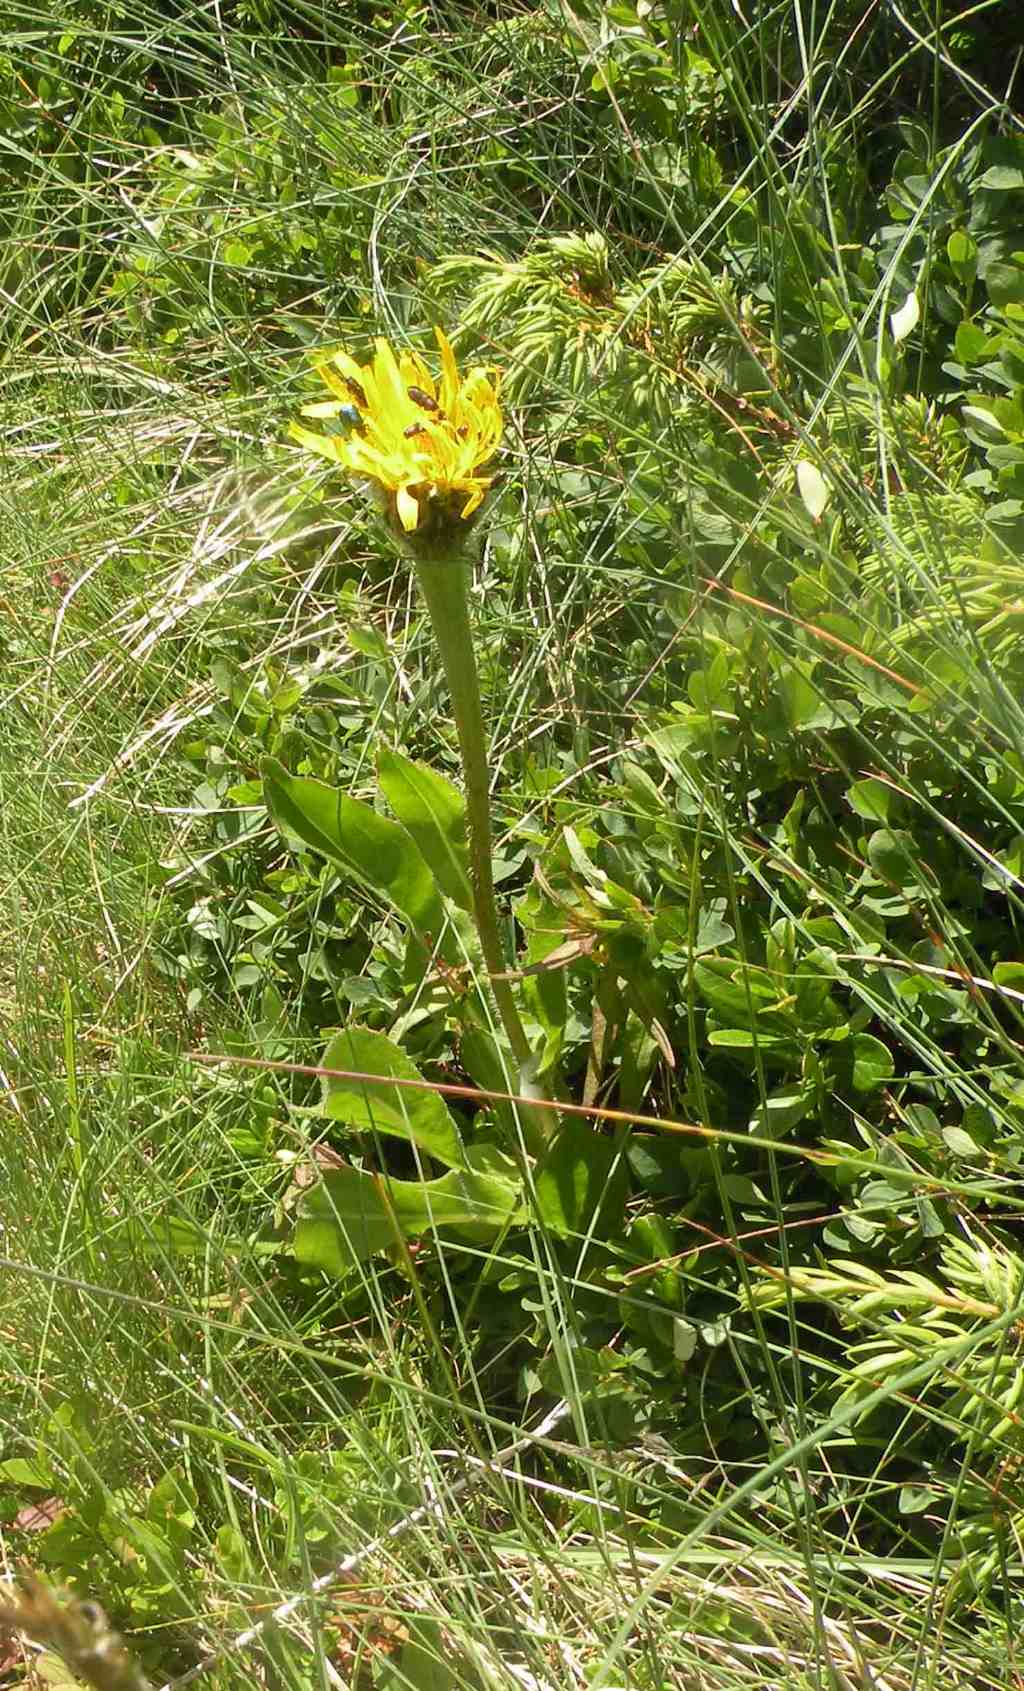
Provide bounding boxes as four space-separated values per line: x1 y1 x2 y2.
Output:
320 1028 466 1168
295 1154 523 1274
457 1022 518 1138
262 758 444 934
377 746 473 912
534 1117 628 1239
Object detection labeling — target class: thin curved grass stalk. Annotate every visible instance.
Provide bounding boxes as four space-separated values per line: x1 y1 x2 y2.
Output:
155 1400 571 1691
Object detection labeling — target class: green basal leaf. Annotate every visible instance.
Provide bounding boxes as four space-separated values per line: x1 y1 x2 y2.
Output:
457 1021 517 1136
377 745 473 911
320 1027 466 1168
262 757 444 934
295 1153 523 1274
534 1117 628 1239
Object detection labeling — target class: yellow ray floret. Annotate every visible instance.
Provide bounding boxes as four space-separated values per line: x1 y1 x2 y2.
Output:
289 327 503 540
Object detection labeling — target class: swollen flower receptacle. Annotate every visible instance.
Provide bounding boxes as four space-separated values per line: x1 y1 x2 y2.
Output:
373 482 492 562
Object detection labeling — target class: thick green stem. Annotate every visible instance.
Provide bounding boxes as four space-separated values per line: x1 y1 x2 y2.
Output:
413 555 554 1146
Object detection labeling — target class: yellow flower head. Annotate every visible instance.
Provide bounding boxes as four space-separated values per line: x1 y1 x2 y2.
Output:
290 327 503 555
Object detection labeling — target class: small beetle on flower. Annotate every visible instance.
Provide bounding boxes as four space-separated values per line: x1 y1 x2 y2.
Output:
290 327 503 558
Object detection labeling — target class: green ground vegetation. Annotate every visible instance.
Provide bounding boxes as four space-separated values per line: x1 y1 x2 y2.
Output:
3 1 1024 1688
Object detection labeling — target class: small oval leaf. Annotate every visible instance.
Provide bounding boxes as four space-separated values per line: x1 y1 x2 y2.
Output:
796 459 830 520
847 778 894 822
890 290 920 343
851 1033 894 1091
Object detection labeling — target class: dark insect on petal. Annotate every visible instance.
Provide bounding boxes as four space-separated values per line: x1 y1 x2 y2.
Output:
407 386 440 413
404 422 427 438
343 377 368 408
